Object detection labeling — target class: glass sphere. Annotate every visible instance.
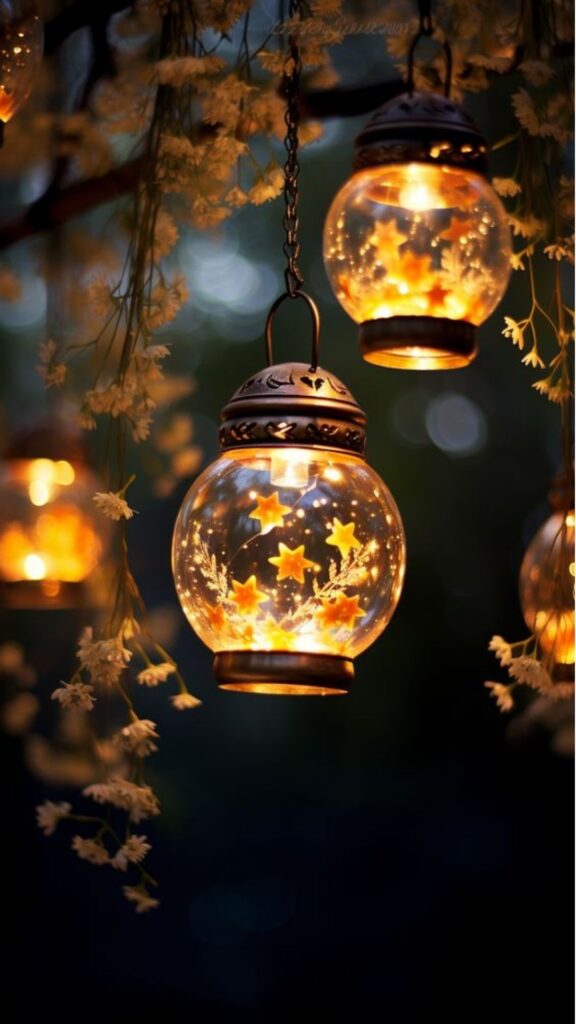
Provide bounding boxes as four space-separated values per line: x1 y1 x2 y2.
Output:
0 1 43 123
172 446 406 694
519 509 575 666
0 457 103 605
323 162 512 368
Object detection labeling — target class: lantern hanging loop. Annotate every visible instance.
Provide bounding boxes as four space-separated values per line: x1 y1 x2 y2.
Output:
407 0 453 98
281 0 304 297
265 290 320 371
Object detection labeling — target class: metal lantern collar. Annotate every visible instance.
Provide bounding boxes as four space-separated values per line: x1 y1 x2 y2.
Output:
219 293 367 459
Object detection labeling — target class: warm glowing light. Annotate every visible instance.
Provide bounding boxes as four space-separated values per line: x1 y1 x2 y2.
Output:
172 447 406 692
519 509 575 666
28 479 51 506
0 457 102 592
270 449 310 489
323 162 511 367
0 5 43 123
23 552 45 579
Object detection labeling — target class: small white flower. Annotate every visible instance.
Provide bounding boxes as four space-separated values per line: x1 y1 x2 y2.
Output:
508 656 552 691
111 834 151 871
484 682 514 712
171 693 202 711
137 663 176 687
77 628 132 686
488 636 513 666
116 719 159 757
71 835 110 865
492 177 522 198
36 800 71 836
93 490 136 521
83 776 160 823
123 885 159 913
51 681 96 712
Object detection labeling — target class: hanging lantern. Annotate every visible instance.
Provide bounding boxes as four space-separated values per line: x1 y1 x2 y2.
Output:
0 1 43 130
323 30 512 370
0 424 105 607
519 501 575 670
172 294 406 695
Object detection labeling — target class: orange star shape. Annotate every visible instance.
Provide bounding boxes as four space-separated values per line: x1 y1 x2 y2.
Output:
316 592 365 631
326 518 362 559
229 575 269 616
249 491 291 533
438 216 476 244
261 614 297 651
268 542 315 583
368 219 409 261
396 250 434 288
206 603 226 631
425 281 451 311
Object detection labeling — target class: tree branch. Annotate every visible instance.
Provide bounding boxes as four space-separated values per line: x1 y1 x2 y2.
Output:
0 157 144 250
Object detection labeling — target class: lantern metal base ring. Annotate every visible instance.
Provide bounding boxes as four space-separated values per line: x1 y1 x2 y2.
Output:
360 316 477 370
215 651 353 696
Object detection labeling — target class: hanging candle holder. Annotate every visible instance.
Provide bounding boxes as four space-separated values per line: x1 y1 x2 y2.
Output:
0 1 43 137
323 9 512 370
172 291 406 695
519 474 575 674
172 1 405 694
0 422 106 608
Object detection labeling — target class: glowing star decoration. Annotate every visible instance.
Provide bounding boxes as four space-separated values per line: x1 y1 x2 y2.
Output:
268 542 315 583
206 603 226 632
326 518 362 559
249 491 291 533
323 92 512 369
438 216 477 243
368 219 409 260
229 575 269 616
317 592 365 631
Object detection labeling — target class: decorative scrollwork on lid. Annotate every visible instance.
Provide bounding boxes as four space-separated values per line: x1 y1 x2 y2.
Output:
219 415 366 457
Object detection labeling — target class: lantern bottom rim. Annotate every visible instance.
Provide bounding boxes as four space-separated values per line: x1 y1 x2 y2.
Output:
0 579 88 610
360 316 476 370
214 650 353 696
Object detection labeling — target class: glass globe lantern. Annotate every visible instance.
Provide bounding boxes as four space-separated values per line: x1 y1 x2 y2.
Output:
323 92 512 370
172 347 406 696
519 508 575 669
0 425 105 608
0 1 43 129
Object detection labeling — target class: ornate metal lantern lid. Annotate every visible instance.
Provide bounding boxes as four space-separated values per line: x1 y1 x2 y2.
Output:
219 360 367 458
354 91 488 176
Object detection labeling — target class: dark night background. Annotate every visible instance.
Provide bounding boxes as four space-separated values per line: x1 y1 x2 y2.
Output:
0 5 573 1020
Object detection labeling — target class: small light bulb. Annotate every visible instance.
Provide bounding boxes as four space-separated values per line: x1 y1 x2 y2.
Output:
270 449 310 489
24 552 45 579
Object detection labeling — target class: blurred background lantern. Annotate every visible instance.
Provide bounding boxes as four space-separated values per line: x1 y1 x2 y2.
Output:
323 33 511 369
172 295 406 695
519 483 575 671
0 421 106 607
0 0 42 131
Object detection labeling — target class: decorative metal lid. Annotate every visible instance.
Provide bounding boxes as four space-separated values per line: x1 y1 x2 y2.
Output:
219 361 366 457
354 91 488 175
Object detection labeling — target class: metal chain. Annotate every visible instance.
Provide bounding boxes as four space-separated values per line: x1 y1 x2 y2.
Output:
418 0 433 36
282 0 304 297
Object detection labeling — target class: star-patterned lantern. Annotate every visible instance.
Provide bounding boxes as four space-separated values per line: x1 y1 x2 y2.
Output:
0 424 105 607
172 348 406 696
519 505 575 670
323 91 512 369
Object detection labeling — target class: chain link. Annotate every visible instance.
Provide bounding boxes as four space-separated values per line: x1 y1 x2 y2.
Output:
282 1 304 297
